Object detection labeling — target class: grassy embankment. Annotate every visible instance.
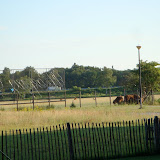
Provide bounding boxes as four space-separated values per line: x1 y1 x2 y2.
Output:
0 95 160 131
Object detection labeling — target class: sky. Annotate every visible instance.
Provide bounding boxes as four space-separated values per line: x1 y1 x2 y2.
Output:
0 0 160 71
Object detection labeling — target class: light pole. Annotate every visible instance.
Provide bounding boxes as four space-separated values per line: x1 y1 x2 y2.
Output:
136 45 142 109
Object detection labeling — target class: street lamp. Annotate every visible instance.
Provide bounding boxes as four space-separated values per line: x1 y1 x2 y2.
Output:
136 45 142 109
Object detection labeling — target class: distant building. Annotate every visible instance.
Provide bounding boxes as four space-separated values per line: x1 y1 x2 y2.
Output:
46 86 61 91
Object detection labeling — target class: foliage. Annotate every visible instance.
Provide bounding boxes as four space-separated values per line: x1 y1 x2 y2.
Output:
72 86 81 91
0 61 160 95
156 98 160 104
70 102 76 108
46 105 55 110
0 107 5 111
65 64 116 88
113 61 160 94
140 61 160 93
15 105 55 111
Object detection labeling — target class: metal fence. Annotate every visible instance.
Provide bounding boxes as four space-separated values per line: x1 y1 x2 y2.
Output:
0 116 160 160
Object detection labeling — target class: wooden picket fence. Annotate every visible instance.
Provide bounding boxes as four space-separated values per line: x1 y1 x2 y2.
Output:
0 116 160 160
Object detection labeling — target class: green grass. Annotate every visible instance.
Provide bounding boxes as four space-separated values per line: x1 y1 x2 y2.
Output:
1 102 160 132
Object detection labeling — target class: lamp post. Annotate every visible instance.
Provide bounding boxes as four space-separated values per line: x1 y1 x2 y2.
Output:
136 45 142 109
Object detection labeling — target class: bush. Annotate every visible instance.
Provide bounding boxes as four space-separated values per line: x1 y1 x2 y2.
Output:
0 107 5 111
46 105 55 110
70 102 76 108
72 86 81 91
156 98 160 104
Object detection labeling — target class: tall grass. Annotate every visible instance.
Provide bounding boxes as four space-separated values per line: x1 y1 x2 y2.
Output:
1 103 160 132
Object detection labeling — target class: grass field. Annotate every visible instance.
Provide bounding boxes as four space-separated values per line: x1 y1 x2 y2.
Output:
0 96 160 131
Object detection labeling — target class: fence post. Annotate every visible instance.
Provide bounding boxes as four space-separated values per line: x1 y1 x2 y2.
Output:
67 123 74 160
2 130 3 160
124 88 125 103
145 119 149 151
154 116 159 153
17 93 19 111
151 89 154 105
95 90 97 107
32 93 35 110
65 90 67 107
109 88 111 106
48 92 50 107
79 90 82 107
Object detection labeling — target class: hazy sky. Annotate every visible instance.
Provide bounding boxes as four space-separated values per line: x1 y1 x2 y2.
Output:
0 0 160 70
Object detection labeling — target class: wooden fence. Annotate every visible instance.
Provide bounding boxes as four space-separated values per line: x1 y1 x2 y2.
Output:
0 116 160 160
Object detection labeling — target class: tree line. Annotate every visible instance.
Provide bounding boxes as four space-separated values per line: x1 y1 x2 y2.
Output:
0 61 160 95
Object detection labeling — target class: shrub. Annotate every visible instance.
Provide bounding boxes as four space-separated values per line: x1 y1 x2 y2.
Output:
0 107 5 111
70 102 76 108
72 86 81 91
46 105 55 110
156 98 160 104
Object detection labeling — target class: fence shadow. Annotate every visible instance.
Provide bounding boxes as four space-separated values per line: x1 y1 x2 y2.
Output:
0 116 160 160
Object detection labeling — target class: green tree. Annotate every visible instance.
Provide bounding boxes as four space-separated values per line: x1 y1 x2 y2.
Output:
121 61 160 94
140 61 160 94
97 67 116 88
1 67 11 90
20 66 39 80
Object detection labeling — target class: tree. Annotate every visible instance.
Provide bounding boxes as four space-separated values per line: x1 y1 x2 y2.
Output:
1 67 11 90
97 67 116 88
20 66 39 80
139 61 160 94
121 61 160 95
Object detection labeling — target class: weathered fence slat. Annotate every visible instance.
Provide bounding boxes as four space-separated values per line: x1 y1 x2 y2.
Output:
135 120 139 154
62 124 69 160
99 123 105 158
40 128 44 160
56 125 61 160
36 128 41 160
114 122 120 157
46 127 51 160
138 119 142 153
117 122 122 157
129 121 134 155
19 129 23 160
142 119 147 154
151 118 154 153
5 131 8 158
132 121 136 155
126 121 131 156
112 122 117 157
49 126 54 160
67 123 74 160
53 126 58 159
9 130 12 159
43 127 47 160
91 123 97 159
88 123 94 159
122 121 127 156
1 130 3 160
95 123 101 158
154 116 160 153
29 129 33 160
59 124 65 160
16 130 19 160
26 129 29 160
78 123 84 159
109 122 113 157
71 123 76 158
105 122 111 158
